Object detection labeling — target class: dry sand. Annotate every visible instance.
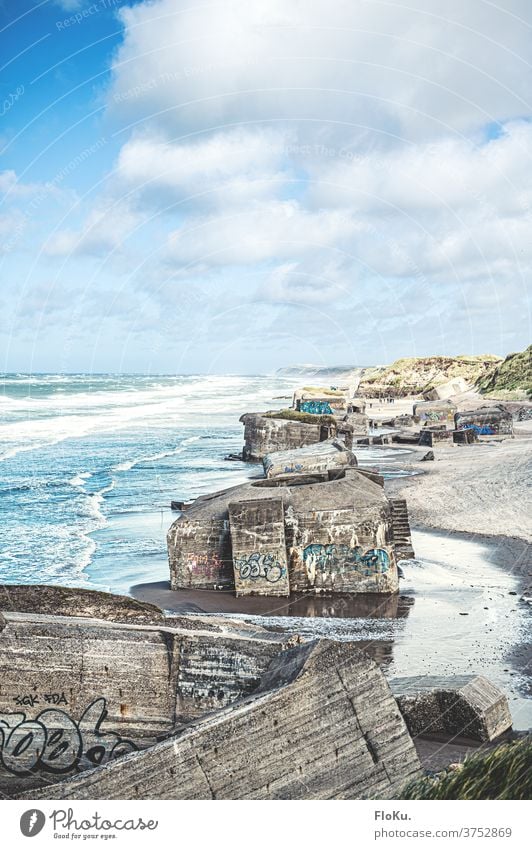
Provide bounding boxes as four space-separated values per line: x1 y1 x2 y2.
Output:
387 424 532 546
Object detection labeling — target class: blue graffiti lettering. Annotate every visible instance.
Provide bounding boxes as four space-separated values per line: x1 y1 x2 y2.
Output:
302 544 390 576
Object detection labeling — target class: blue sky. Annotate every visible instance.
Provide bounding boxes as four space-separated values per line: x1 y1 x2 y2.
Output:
1 0 531 374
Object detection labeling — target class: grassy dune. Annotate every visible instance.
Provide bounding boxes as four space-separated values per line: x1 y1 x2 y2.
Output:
399 737 532 800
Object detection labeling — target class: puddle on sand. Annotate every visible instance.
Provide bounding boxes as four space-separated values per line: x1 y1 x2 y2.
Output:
132 529 531 730
251 531 531 729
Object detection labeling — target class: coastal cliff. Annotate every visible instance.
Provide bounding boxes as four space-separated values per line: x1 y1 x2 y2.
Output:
358 355 501 398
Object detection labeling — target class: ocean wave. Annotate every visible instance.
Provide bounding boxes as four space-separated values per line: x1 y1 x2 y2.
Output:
112 436 201 473
67 471 92 487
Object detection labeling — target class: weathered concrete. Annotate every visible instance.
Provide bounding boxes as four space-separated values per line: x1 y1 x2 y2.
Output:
168 468 403 594
413 400 456 426
423 377 470 401
292 386 366 415
452 428 478 444
342 411 369 435
389 499 415 559
0 584 164 624
455 405 514 437
25 640 422 800
391 675 513 742
419 429 454 447
391 431 421 445
240 410 366 462
0 589 298 796
262 438 356 479
229 498 290 597
240 412 334 462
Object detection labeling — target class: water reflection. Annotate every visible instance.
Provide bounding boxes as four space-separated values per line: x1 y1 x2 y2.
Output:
131 581 413 620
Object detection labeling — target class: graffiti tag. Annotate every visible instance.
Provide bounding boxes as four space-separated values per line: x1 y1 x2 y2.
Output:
303 544 390 576
299 400 334 415
0 697 137 777
13 692 68 708
235 552 285 583
459 423 495 435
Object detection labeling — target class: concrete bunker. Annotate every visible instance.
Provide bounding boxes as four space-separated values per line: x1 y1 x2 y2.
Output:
24 639 422 801
455 405 514 437
240 407 367 462
167 468 409 597
391 675 512 743
262 437 357 479
0 585 298 797
413 400 457 427
292 385 367 416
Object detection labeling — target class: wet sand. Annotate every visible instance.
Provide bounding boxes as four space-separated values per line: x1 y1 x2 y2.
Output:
133 527 531 730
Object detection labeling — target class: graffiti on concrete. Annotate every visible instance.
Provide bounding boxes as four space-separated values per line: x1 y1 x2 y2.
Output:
419 410 453 422
234 552 286 583
299 400 333 415
460 423 495 435
186 552 223 578
0 697 137 777
13 692 67 708
303 544 390 576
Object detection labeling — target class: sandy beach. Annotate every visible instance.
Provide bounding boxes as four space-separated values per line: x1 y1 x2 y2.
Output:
386 424 532 545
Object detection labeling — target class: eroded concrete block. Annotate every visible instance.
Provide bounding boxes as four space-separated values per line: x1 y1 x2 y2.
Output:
391 675 512 742
0 592 296 796
229 498 290 597
262 438 356 479
26 640 422 800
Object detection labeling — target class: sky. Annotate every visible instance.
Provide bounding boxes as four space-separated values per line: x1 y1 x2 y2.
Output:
0 0 531 374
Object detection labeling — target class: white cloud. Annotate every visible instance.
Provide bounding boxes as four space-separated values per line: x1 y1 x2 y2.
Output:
256 260 352 305
46 199 142 257
307 121 532 282
164 200 358 266
116 128 290 207
37 0 532 365
108 0 532 140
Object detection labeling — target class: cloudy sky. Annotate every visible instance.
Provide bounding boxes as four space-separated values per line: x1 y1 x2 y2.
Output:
1 0 531 373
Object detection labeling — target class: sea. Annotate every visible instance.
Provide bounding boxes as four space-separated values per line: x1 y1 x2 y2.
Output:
0 372 403 594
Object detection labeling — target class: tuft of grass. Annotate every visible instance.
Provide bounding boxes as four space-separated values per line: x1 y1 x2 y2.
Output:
476 344 532 399
262 408 337 425
301 386 345 396
398 737 532 801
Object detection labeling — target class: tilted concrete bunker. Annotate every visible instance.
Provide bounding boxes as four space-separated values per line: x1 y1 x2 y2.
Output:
0 586 296 797
262 438 357 479
240 409 367 462
0 585 422 800
25 640 421 801
168 468 407 597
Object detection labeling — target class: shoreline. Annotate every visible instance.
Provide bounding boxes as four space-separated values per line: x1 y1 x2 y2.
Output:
132 429 532 734
132 523 531 729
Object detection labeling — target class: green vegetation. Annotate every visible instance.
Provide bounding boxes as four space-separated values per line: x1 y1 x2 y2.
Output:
302 386 344 396
399 737 532 801
262 409 337 426
359 355 501 397
476 345 532 399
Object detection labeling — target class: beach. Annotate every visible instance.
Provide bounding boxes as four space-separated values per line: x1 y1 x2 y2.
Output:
132 411 532 732
387 422 532 546
1 373 531 797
